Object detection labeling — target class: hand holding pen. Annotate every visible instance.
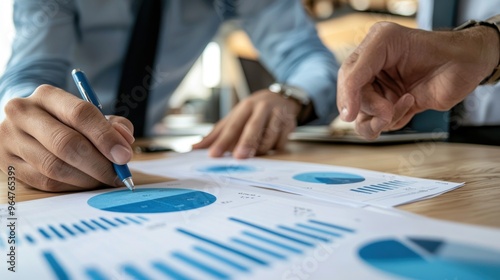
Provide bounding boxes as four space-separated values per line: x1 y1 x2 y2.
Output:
72 69 135 191
0 74 135 192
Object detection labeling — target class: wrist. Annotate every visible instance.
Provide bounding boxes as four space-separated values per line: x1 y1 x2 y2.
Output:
454 18 500 85
268 83 316 125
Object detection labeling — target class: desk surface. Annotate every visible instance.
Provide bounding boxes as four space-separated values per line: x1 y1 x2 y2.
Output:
1 141 499 229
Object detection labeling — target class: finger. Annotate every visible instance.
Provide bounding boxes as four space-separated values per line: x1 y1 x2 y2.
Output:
388 94 415 130
208 103 253 158
257 106 296 155
111 122 135 145
360 82 394 123
337 36 385 121
30 85 133 164
233 103 271 158
107 116 135 144
192 118 227 150
12 129 113 187
256 114 282 155
107 115 134 134
355 113 380 140
337 22 406 122
275 117 296 151
7 156 88 192
7 101 118 186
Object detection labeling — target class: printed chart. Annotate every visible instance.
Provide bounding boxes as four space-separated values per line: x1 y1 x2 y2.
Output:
359 237 500 279
1 180 499 280
128 152 464 207
87 188 216 213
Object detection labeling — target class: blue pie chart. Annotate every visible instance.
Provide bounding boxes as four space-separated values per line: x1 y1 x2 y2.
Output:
359 237 500 279
196 164 256 173
87 188 216 213
293 172 365 184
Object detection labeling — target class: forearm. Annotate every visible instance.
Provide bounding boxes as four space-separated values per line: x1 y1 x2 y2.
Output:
242 0 339 124
0 0 76 119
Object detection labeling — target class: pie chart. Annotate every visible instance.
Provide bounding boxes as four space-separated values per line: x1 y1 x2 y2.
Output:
87 188 216 213
196 164 256 173
293 172 365 184
359 237 500 279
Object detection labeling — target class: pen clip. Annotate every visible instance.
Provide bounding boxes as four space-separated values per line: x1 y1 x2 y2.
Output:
78 81 102 110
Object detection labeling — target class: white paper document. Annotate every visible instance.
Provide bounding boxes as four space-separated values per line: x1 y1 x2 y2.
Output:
128 150 463 207
1 180 499 280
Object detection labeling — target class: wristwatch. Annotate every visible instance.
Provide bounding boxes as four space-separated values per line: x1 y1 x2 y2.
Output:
268 83 314 125
454 17 500 85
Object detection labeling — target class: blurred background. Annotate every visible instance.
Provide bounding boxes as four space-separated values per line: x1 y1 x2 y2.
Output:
0 0 418 134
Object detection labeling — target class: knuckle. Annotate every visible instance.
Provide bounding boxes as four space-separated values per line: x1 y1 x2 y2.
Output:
39 153 66 179
38 176 61 192
68 101 97 125
51 127 83 156
33 84 56 96
4 98 28 118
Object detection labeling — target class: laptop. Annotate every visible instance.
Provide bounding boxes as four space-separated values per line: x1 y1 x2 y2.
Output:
289 111 449 144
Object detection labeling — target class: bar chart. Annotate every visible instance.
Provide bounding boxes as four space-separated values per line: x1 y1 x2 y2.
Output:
38 217 356 280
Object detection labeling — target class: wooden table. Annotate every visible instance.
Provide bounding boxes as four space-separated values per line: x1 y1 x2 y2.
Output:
1 140 500 229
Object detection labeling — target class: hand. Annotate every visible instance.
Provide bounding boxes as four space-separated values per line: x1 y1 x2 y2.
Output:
0 85 135 192
193 89 301 158
337 22 500 139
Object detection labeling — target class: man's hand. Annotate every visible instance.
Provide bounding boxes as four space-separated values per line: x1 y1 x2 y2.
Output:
193 89 301 158
0 85 135 192
337 22 500 139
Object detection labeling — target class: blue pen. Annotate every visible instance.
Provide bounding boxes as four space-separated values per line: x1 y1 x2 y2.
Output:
71 69 135 191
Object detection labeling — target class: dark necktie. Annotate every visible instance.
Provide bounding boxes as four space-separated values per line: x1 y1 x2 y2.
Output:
432 0 459 30
114 0 163 137
432 0 463 131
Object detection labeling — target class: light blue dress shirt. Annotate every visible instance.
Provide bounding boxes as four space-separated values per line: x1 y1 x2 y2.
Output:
418 0 500 126
0 0 339 135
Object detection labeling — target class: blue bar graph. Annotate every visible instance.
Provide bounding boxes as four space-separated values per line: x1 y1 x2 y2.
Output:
25 234 36 244
123 264 152 280
242 231 303 254
152 261 192 280
277 226 331 242
193 246 250 272
35 217 356 279
25 215 148 247
309 220 356 233
231 238 287 259
60 224 76 236
172 251 230 279
43 251 70 280
73 224 86 234
229 218 315 247
85 268 108 280
296 224 342 237
100 217 118 228
91 220 109 231
39 228 51 240
177 228 269 266
350 180 414 194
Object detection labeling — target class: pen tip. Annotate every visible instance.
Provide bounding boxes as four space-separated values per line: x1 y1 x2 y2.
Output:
123 178 135 192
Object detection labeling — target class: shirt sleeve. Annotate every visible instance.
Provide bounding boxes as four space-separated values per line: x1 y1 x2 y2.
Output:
239 0 339 124
0 0 77 120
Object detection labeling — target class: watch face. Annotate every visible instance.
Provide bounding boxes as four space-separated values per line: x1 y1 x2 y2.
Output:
269 83 310 105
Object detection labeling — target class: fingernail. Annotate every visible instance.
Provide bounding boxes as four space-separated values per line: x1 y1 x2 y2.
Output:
340 107 348 120
110 145 131 164
210 147 223 157
235 147 255 158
